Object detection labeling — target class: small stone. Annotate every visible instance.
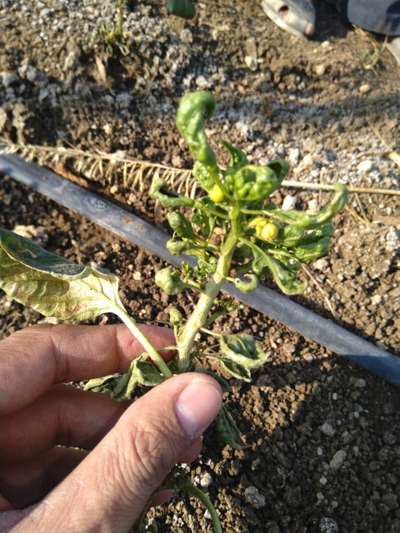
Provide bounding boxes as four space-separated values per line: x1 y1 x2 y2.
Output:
320 476 328 485
195 75 209 89
282 195 297 211
371 294 383 305
302 154 314 168
357 160 373 173
204 509 211 520
329 450 346 470
314 64 326 76
244 55 258 71
320 422 336 437
355 378 366 388
314 258 329 271
1 71 18 87
381 493 398 510
288 147 300 164
244 486 266 509
319 517 339 533
359 83 370 94
116 93 133 108
199 472 213 489
132 271 142 281
307 198 319 214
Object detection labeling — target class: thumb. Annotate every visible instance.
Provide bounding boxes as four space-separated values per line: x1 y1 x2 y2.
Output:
16 373 222 532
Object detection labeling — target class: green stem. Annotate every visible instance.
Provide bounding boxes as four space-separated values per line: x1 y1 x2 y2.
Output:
177 207 240 371
113 307 172 379
179 480 223 533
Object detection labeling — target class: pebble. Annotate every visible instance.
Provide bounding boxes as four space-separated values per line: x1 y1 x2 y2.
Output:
204 509 212 520
371 294 383 305
288 147 300 164
307 198 319 214
244 486 266 509
329 449 346 470
282 195 297 211
319 517 339 533
357 160 373 173
314 64 326 76
199 472 213 489
302 154 314 168
320 422 336 437
1 71 18 87
359 83 370 94
244 55 258 71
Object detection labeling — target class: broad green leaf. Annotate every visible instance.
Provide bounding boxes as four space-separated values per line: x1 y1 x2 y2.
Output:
262 253 306 295
0 228 124 321
84 374 121 394
281 222 333 248
220 333 268 369
216 405 242 449
219 358 251 382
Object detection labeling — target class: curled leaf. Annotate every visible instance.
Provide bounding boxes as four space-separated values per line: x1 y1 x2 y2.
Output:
221 141 248 169
150 177 194 208
234 273 258 293
216 405 242 449
167 212 196 240
155 267 186 295
265 183 348 229
266 159 289 180
0 228 125 321
225 164 282 202
219 358 251 382
220 333 268 370
262 253 306 295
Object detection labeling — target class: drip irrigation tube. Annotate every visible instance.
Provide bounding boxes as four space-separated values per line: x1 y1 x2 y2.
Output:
1 152 399 386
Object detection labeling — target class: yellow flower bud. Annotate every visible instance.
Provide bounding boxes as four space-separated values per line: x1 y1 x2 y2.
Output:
208 184 225 203
258 222 279 241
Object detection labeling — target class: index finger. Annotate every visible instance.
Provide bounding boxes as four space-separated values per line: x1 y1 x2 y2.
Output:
0 323 174 415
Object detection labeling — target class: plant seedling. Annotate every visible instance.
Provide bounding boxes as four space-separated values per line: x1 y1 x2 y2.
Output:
0 91 347 531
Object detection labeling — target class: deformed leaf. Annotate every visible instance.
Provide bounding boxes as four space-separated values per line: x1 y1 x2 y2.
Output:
219 358 251 382
216 405 242 449
150 177 194 208
233 273 258 293
0 228 125 321
194 368 232 392
167 212 196 240
220 333 268 370
222 140 248 169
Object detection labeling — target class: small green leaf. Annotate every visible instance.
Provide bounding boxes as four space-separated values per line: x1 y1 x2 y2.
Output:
216 405 242 449
219 358 251 382
220 333 268 370
150 177 194 208
0 228 124 321
167 212 196 240
262 253 306 295
225 164 282 202
155 267 186 295
266 159 289 180
221 141 248 169
84 374 120 393
233 273 258 293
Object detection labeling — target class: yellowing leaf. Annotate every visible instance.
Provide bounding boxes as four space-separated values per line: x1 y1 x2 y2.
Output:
0 228 124 321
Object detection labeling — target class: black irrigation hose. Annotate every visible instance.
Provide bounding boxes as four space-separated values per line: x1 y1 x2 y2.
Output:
1 152 399 386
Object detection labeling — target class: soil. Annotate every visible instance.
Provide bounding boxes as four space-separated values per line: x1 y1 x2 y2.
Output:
0 1 400 532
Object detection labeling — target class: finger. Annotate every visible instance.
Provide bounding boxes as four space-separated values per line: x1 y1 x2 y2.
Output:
177 437 202 464
0 494 13 511
16 373 222 532
0 323 174 415
0 448 87 509
0 385 128 462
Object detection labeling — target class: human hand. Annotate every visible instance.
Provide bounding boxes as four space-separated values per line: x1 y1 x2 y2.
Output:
0 324 222 532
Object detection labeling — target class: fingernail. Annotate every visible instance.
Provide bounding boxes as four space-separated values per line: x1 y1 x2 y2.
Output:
175 379 222 439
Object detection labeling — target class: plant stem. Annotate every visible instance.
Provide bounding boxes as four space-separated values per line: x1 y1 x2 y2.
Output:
113 307 172 379
179 480 223 533
177 207 240 371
